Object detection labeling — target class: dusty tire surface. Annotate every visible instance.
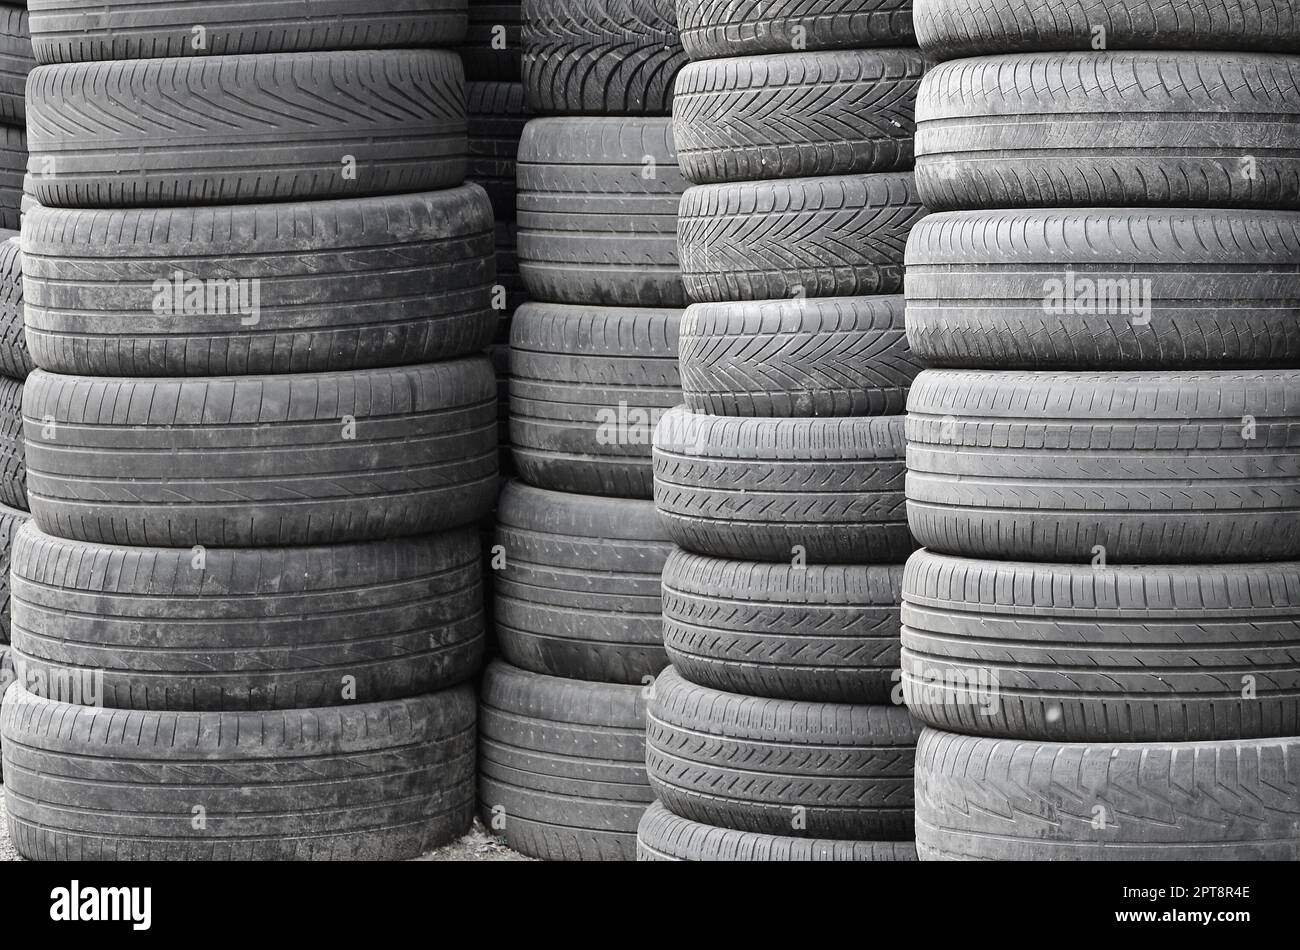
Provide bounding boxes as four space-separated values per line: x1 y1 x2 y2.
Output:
478 660 651 861
493 480 673 683
906 208 1300 369
646 667 920 840
23 359 499 547
0 127 22 232
677 0 915 58
0 376 24 512
0 503 28 643
915 728 1300 860
9 523 485 710
915 51 1300 212
27 50 468 208
654 407 912 563
0 682 477 860
0 235 31 380
0 7 32 123
906 369 1300 563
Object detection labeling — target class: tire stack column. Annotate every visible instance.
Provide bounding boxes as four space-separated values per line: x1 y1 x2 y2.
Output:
1 1 501 860
639 0 930 861
904 0 1300 860
476 0 689 860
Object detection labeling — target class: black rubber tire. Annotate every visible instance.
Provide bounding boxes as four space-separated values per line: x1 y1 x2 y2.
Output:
680 295 918 417
673 50 923 185
0 234 31 380
0 126 22 232
677 0 915 59
517 117 687 307
478 660 651 861
915 51 1300 212
494 481 673 683
0 683 477 860
28 0 467 62
23 359 499 548
915 728 1300 861
636 802 918 861
0 376 24 513
906 207 1300 369
915 0 1300 59
21 188 496 377
26 50 468 208
0 502 28 643
9 522 485 711
0 6 32 123
462 1 522 81
467 82 528 218
653 407 912 563
902 549 1300 743
663 551 903 703
678 174 925 303
522 0 686 115
906 369 1300 563
509 301 682 499
646 667 920 840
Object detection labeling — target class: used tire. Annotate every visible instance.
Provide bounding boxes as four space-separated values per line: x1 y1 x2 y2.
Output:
646 667 920 840
906 369 1300 563
509 301 682 498
462 1 522 80
906 208 1300 369
0 6 32 122
23 359 499 547
494 480 673 683
9 523 485 710
522 0 686 115
678 174 924 303
467 82 528 218
0 126 22 231
673 50 923 184
21 187 496 377
915 0 1300 59
915 52 1300 212
1 683 477 860
653 407 912 563
27 50 468 208
0 376 24 512
915 728 1300 860
0 502 28 642
663 551 903 703
479 660 651 860
517 117 687 307
0 234 32 380
677 0 915 59
28 0 468 62
680 295 918 417
637 802 918 861
902 549 1300 742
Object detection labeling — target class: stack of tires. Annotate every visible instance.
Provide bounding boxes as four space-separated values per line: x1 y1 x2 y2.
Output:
0 4 28 229
477 0 688 860
639 0 929 861
0 0 501 860
904 0 1300 860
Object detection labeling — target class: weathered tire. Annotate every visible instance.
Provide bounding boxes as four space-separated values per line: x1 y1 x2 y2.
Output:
8 523 484 710
0 7 32 122
462 1 522 80
677 0 915 59
522 0 686 115
663 551 903 703
673 50 923 184
517 117 686 307
906 208 1300 369
680 295 917 417
915 728 1300 860
28 0 467 62
678 174 925 303
636 802 918 861
1 683 476 859
906 369 1300 563
653 407 912 563
467 82 528 218
0 502 28 643
646 667 920 840
0 126 22 232
478 660 650 860
26 50 468 208
21 188 496 377
509 301 682 498
902 549 1300 742
915 0 1300 59
23 359 499 547
915 52 1300 212
494 480 673 683
0 376 24 512
0 235 31 380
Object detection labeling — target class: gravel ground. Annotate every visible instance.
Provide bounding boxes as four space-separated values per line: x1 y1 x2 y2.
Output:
0 785 528 862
